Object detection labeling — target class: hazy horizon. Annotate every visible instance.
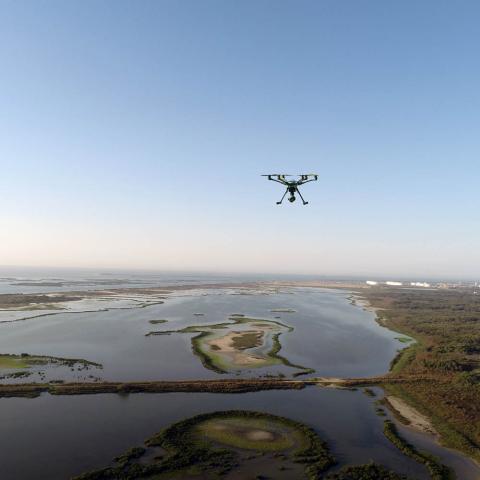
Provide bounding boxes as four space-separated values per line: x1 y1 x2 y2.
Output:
1 1 479 279
0 264 477 283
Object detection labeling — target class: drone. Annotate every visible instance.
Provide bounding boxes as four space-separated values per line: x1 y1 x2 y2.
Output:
262 174 318 205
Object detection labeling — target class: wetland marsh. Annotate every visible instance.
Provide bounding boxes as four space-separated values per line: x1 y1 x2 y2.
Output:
149 316 312 375
0 285 405 382
0 273 479 479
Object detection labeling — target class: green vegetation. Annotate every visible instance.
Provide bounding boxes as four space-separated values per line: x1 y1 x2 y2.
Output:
364 287 480 462
0 370 32 380
114 447 146 465
395 337 413 344
136 300 165 309
325 462 408 479
73 410 335 480
0 354 29 369
389 343 421 374
383 420 453 480
190 330 226 374
383 382 479 464
378 397 410 425
197 416 298 451
0 353 102 373
268 331 316 377
292 368 316 378
148 319 167 325
147 316 314 376
0 293 81 309
231 331 263 350
0 378 306 398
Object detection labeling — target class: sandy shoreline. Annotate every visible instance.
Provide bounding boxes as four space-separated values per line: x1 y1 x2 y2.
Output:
385 395 437 436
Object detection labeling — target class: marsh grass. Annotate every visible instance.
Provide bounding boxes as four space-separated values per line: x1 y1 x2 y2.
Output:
231 331 263 350
0 355 29 369
73 410 335 480
195 416 299 452
383 420 453 480
156 316 314 376
364 287 480 461
0 353 101 372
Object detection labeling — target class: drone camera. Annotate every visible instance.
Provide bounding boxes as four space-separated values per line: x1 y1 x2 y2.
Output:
289 196 296 202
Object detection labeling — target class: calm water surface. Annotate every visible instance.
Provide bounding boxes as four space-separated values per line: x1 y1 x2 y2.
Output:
1 387 477 480
0 388 431 480
0 288 403 381
1 276 479 479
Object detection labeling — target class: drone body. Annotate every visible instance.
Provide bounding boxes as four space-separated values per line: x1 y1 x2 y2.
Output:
262 174 318 205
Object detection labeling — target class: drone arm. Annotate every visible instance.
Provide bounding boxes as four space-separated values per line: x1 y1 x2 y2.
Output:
297 177 317 185
269 177 288 185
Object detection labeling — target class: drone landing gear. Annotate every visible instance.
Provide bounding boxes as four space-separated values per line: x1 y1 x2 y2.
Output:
276 189 288 205
276 187 309 205
296 188 308 205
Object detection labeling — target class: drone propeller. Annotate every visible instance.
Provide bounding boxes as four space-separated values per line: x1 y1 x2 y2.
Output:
262 174 317 178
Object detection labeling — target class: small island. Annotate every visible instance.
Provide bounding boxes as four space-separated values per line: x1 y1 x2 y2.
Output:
147 315 313 376
73 410 335 479
0 353 102 380
148 319 167 325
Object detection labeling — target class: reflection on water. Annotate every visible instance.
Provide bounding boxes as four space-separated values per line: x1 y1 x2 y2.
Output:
0 388 432 480
397 423 480 480
0 288 404 382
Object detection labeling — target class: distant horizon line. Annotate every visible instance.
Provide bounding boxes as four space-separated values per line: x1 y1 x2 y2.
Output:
0 264 477 283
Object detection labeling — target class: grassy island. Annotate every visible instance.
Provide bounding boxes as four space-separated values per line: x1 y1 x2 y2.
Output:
0 353 102 379
0 293 81 310
325 462 408 479
73 410 335 480
147 315 313 376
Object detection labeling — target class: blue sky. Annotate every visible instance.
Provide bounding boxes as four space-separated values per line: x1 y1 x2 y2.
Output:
0 1 479 278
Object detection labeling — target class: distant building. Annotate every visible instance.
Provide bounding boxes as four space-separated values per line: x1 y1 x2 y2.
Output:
410 282 431 288
366 280 378 286
386 281 403 286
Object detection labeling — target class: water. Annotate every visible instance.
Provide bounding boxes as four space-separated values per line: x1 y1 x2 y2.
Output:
0 267 321 295
0 287 402 382
1 271 479 479
1 388 477 479
0 388 430 480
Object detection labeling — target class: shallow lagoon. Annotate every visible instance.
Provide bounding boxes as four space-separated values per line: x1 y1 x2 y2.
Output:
1 387 478 480
0 288 403 382
0 387 430 480
1 285 479 479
